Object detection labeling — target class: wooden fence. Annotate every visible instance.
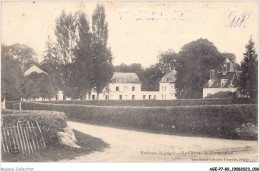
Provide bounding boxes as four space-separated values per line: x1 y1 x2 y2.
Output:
1 120 46 155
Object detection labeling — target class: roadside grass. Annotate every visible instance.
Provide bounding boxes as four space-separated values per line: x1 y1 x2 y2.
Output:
1 130 109 162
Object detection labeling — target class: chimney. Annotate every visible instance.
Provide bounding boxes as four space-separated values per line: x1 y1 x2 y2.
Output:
210 69 215 80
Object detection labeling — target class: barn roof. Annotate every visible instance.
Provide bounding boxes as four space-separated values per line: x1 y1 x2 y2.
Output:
24 65 47 76
160 70 177 83
112 72 140 83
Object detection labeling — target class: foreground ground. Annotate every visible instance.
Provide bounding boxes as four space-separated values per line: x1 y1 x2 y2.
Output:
62 121 258 162
2 130 109 162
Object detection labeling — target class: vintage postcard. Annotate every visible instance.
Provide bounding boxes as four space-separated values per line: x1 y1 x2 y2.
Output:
1 1 259 171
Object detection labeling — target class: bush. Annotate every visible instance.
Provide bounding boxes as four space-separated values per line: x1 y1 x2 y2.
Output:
39 98 257 107
234 123 258 140
2 109 67 145
21 102 258 140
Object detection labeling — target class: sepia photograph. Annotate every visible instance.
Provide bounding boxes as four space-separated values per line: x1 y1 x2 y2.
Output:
0 0 259 170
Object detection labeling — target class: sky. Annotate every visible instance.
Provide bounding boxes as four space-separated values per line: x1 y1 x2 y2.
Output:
1 1 258 68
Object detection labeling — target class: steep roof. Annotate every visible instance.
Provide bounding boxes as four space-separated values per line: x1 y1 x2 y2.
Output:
24 65 47 76
203 71 240 88
160 70 177 83
112 72 140 83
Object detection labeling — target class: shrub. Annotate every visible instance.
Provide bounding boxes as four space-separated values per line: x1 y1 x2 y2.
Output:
234 123 258 140
21 102 257 140
2 109 67 145
39 98 257 107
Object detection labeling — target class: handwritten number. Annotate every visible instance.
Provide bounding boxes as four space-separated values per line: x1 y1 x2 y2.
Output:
227 12 251 28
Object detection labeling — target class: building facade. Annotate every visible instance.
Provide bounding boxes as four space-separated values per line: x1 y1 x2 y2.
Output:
87 71 177 100
24 66 177 101
159 70 176 100
203 58 240 98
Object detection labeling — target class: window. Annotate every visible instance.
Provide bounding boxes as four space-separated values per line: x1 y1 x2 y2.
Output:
92 95 95 100
149 95 151 100
132 86 135 91
143 95 146 100
105 95 109 100
162 94 164 100
119 95 122 100
132 95 135 100
116 87 119 91
221 79 228 88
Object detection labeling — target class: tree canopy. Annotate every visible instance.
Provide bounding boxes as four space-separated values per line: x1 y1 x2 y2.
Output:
91 4 114 99
238 37 258 99
175 39 225 99
1 45 23 101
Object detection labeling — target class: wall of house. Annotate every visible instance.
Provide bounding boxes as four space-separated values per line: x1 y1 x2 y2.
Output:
86 82 177 100
159 83 176 100
86 83 142 100
203 88 237 98
140 91 160 100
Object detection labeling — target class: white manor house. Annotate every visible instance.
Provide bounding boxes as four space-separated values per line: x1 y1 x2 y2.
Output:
87 70 176 100
24 65 177 101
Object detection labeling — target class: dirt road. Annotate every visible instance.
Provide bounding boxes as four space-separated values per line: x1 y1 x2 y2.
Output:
62 121 258 162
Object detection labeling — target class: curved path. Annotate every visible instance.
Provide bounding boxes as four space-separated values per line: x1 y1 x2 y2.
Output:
61 121 258 162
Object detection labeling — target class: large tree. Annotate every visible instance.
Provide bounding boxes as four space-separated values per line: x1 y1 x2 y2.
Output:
72 10 93 99
1 44 24 101
238 38 258 99
91 4 114 99
6 43 38 72
157 49 179 74
40 36 63 91
142 64 164 91
55 10 77 99
175 39 225 99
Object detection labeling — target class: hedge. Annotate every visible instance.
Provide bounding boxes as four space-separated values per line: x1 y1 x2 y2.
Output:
21 102 258 140
38 98 257 107
2 109 67 145
5 101 19 109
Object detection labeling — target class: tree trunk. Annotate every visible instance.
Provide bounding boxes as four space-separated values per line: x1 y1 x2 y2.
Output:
97 93 99 100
